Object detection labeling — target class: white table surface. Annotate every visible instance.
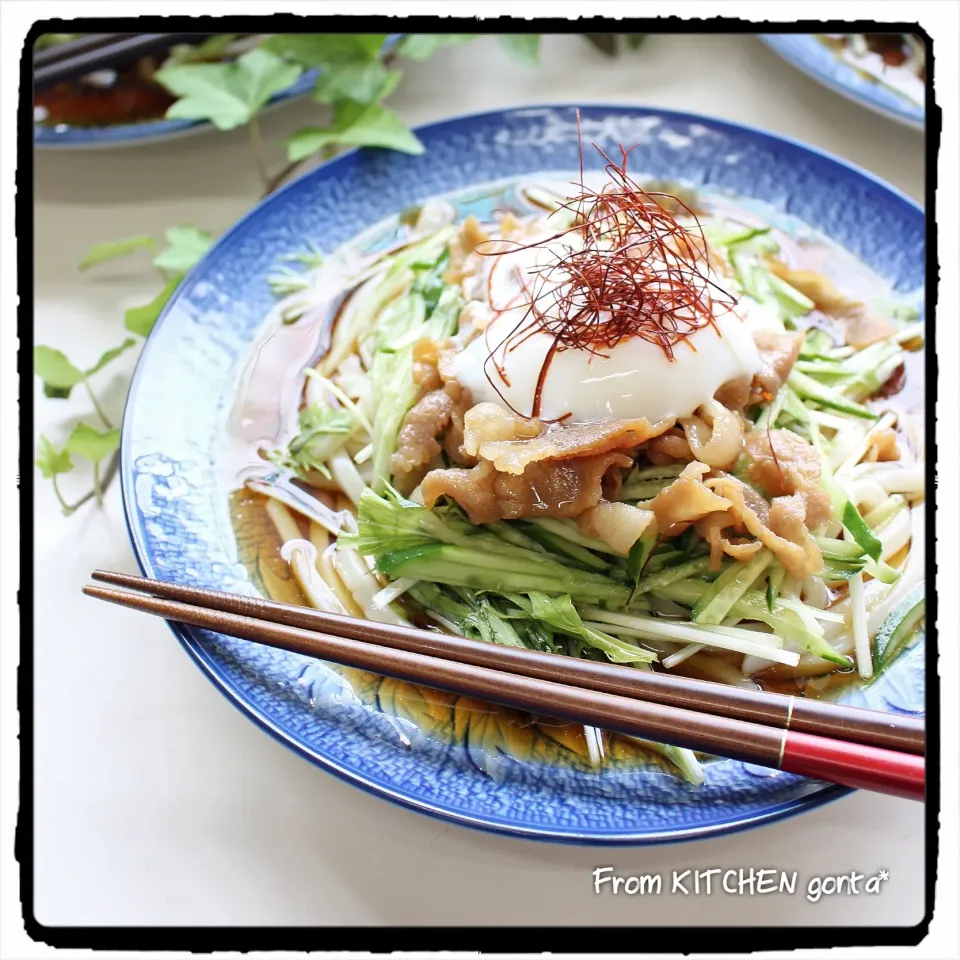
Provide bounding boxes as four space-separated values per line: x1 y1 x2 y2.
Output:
32 33 927 929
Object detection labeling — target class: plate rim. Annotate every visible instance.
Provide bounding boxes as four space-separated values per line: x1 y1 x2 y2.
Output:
121 101 923 845
759 34 925 131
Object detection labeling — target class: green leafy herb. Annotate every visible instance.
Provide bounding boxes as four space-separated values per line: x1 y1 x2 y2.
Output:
395 35 479 60
525 593 656 664
80 235 156 270
626 34 647 50
270 402 357 478
497 35 541 66
287 100 424 162
155 47 304 131
153 226 214 273
65 423 121 463
36 435 73 478
124 276 182 337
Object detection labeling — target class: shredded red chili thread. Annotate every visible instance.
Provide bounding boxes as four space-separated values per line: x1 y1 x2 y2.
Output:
475 111 739 420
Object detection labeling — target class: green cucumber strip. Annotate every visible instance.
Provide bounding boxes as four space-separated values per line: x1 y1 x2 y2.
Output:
376 544 630 605
631 463 688 481
804 328 835 355
693 548 774 625
619 478 675 501
863 556 901 585
842 500 884 562
766 273 815 318
756 385 787 431
653 581 849 666
862 496 907 531
526 517 618 554
788 369 877 420
819 560 866 581
815 536 867 562
520 524 611 572
633 556 712 597
626 524 659 603
766 562 785 613
487 520 549 554
873 586 925 672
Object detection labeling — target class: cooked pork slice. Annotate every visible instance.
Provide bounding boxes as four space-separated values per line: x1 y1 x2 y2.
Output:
420 451 633 524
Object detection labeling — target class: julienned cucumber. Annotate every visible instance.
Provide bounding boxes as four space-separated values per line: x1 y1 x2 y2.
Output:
788 369 877 420
873 587 925 673
653 580 849 666
376 543 631 605
692 548 773 625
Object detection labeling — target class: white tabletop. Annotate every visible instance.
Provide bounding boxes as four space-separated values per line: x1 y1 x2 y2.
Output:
32 33 926 929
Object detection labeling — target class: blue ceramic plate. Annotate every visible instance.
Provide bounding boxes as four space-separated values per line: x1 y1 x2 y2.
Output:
122 105 926 844
34 70 318 150
761 34 924 130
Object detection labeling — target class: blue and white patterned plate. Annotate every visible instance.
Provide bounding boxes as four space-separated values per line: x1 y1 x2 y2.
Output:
761 34 924 130
122 105 926 844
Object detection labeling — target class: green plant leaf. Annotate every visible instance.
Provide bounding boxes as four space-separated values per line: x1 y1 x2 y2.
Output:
164 34 239 66
312 60 402 104
287 101 424 162
153 225 214 273
498 34 541 66
583 34 617 57
155 47 303 131
124 276 182 337
35 346 85 398
85 338 137 378
34 34 80 51
395 35 479 60
79 235 155 270
36 435 74 478
263 34 387 67
65 423 121 463
626 34 647 50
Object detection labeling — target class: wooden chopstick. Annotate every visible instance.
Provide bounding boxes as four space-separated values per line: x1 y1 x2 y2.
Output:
90 569 925 755
34 33 219 88
83 575 925 802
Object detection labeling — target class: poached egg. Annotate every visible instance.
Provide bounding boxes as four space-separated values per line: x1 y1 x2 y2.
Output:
452 230 769 424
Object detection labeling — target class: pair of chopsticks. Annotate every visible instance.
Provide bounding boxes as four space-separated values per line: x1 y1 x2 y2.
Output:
34 34 220 88
84 571 925 802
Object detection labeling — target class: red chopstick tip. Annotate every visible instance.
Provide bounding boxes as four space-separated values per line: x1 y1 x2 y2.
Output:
781 731 925 803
